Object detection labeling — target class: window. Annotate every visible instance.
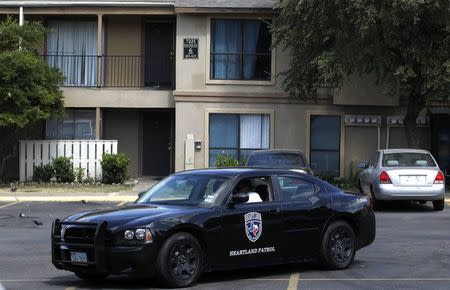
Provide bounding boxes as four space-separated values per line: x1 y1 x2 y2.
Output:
231 176 273 203
138 174 229 207
46 21 98 86
310 115 341 177
210 19 272 81
46 110 96 140
276 176 316 202
382 152 436 167
209 113 270 166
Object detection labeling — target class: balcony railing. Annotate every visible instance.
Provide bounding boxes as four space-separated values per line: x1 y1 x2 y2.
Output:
44 55 145 88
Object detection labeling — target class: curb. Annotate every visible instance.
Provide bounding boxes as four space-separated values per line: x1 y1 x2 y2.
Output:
0 195 137 203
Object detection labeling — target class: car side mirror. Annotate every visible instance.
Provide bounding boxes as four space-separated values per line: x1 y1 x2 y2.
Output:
138 191 146 198
232 193 249 205
357 162 368 169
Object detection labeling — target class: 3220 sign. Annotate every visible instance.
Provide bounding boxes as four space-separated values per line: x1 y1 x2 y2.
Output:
184 38 198 59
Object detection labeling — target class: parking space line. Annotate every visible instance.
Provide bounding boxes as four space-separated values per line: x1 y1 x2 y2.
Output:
250 277 450 281
287 273 300 290
65 287 76 290
0 201 21 209
116 201 128 207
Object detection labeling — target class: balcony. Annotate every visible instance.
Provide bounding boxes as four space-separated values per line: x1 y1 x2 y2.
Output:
44 55 172 89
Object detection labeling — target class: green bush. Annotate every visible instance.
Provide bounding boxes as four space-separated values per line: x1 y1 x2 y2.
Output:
215 154 240 167
33 164 54 182
101 153 130 184
52 156 75 183
75 167 85 183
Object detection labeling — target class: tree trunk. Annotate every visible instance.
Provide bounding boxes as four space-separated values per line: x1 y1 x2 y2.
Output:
404 92 425 149
0 127 19 182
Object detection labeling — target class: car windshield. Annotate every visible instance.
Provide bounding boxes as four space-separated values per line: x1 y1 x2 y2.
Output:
136 174 229 207
247 153 307 168
382 152 436 167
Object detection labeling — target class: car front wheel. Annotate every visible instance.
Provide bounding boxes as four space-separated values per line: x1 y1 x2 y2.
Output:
156 232 203 288
320 221 356 270
433 199 445 211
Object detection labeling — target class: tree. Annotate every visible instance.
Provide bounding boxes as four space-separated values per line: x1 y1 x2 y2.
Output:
0 17 65 181
273 0 450 147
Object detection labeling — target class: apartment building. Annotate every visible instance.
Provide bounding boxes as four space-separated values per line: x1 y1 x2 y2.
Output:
0 0 448 181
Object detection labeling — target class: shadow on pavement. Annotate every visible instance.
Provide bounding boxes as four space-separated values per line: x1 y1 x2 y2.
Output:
375 200 436 212
44 263 315 289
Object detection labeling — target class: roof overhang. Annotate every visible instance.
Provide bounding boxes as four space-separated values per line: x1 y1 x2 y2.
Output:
174 7 276 14
0 1 173 7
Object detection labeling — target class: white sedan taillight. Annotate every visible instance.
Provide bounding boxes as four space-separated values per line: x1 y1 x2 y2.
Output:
434 171 445 184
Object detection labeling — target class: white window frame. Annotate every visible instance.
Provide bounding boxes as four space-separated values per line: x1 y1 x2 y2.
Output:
204 108 275 167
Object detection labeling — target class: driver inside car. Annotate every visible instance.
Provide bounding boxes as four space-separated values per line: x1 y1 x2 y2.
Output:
235 179 262 203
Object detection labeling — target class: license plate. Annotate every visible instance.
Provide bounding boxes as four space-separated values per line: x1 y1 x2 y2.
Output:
400 175 426 185
70 252 88 263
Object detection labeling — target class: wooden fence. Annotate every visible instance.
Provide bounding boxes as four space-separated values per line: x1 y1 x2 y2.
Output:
19 140 118 182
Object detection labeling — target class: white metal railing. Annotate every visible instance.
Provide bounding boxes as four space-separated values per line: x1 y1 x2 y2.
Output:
19 140 118 182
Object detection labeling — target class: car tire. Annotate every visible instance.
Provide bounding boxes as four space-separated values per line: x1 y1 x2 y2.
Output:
433 199 445 211
75 272 108 281
156 232 203 288
320 221 356 270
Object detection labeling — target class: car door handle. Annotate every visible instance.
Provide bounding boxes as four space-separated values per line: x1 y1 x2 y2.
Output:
270 208 281 214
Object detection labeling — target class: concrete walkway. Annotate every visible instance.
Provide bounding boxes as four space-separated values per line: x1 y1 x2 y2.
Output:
0 177 159 203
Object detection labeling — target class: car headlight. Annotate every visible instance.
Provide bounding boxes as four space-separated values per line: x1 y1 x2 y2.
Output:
122 228 153 243
135 229 146 240
124 230 135 240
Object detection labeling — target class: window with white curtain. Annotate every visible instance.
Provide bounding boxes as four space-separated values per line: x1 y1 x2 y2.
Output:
46 21 98 86
210 19 272 81
46 109 96 140
209 113 270 166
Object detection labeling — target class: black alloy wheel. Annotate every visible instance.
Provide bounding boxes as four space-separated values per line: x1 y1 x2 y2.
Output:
169 240 199 280
156 232 203 288
320 221 356 270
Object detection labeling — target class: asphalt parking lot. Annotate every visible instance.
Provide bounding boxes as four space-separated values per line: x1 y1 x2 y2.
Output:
1 200 450 290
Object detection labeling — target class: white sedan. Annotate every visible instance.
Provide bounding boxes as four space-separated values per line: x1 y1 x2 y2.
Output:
358 149 445 211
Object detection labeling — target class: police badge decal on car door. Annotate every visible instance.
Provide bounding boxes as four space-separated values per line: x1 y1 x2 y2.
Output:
244 212 262 242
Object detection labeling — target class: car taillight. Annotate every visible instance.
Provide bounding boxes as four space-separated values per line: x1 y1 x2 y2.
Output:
434 171 445 184
379 171 392 184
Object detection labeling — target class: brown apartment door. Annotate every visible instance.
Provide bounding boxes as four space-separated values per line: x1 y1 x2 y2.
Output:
142 111 172 177
144 22 174 88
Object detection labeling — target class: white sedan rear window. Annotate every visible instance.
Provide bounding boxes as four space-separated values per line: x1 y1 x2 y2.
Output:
382 153 436 167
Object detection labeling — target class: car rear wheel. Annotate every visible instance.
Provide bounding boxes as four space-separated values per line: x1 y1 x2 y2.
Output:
433 199 445 211
320 221 356 270
75 272 108 281
156 232 203 288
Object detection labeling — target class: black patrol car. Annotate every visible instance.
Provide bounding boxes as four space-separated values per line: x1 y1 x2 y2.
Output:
52 168 376 288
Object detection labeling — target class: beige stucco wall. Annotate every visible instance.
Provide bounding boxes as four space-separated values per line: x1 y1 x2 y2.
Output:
175 14 290 97
63 88 174 108
175 101 428 178
103 110 141 177
334 74 399 106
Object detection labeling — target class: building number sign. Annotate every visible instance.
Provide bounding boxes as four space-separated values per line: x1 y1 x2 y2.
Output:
184 38 198 59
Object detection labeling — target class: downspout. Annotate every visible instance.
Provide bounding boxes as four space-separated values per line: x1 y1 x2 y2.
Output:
385 125 390 149
19 7 24 26
377 125 381 150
